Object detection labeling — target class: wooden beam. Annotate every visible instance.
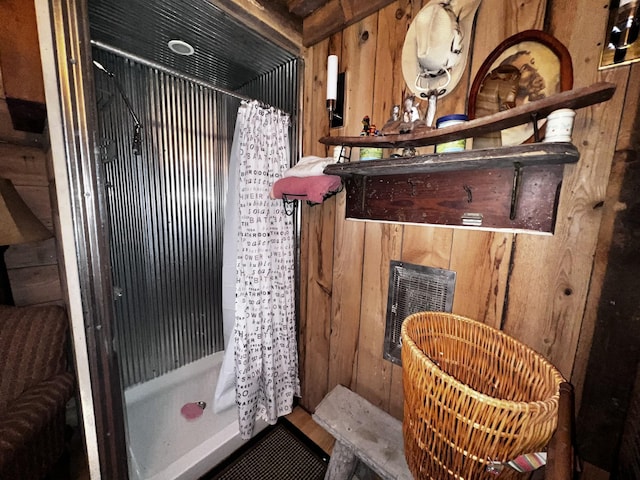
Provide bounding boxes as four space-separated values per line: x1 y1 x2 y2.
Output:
210 0 303 53
0 0 45 103
302 0 397 47
0 0 47 134
288 0 326 18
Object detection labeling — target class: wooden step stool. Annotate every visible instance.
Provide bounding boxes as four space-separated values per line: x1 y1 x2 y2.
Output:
312 385 413 480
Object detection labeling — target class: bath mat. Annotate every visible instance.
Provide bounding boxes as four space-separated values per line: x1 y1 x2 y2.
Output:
201 418 329 480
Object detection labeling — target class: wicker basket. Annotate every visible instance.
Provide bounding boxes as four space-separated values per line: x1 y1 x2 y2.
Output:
401 312 565 480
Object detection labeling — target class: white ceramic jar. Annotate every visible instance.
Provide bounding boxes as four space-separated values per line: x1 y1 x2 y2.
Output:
543 109 576 143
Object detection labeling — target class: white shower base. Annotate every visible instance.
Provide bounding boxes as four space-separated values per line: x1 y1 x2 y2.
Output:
124 351 267 480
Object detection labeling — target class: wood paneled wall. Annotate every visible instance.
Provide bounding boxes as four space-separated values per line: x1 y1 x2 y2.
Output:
299 0 635 418
0 141 63 307
0 0 63 308
1 75 62 307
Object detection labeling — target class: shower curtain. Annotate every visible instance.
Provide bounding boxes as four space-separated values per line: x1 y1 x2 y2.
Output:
214 100 299 439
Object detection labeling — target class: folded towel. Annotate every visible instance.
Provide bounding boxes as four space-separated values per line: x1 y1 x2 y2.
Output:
282 156 337 178
271 175 342 204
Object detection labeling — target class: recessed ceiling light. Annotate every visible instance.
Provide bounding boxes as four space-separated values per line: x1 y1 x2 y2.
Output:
168 39 195 56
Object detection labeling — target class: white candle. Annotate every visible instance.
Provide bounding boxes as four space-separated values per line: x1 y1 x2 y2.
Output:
327 55 338 100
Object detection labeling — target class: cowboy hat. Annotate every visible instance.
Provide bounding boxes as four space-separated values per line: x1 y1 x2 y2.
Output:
402 0 482 99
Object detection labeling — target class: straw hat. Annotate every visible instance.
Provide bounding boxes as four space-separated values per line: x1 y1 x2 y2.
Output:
402 0 482 99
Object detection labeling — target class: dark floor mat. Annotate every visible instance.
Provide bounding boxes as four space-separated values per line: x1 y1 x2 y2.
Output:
202 418 329 479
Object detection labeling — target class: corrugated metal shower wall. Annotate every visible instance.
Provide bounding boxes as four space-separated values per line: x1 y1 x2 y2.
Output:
94 48 236 388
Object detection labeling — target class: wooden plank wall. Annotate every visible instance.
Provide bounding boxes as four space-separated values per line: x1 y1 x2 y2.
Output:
0 1 63 307
0 141 63 307
0 83 62 307
299 0 634 418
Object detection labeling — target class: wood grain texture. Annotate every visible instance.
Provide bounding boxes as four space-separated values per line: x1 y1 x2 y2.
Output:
324 142 581 174
297 45 313 413
12 185 53 230
7 264 62 306
382 0 449 295
391 0 453 299
371 0 413 144
326 14 377 392
303 1 346 47
312 384 412 479
447 0 545 329
0 0 45 103
354 221 402 409
612 61 640 152
299 40 336 412
343 165 565 232
400 225 452 270
0 143 48 185
0 123 61 309
212 0 302 52
352 4 412 414
298 0 631 424
320 83 615 147
396 179 455 418
285 405 335 455
572 61 640 413
288 0 326 18
302 0 397 47
324 441 358 479
469 0 546 81
450 230 513 329
4 237 58 269
502 0 629 377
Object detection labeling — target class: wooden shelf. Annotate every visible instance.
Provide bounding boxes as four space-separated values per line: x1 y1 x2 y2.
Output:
318 82 616 234
338 162 567 233
319 82 615 149
324 143 580 233
324 142 579 177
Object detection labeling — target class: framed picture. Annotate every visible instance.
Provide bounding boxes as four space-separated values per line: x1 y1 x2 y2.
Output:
600 0 640 69
468 30 573 146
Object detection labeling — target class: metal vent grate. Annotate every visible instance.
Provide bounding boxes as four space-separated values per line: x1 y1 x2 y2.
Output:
384 261 456 365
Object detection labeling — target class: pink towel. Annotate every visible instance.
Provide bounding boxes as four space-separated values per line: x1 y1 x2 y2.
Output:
270 175 342 204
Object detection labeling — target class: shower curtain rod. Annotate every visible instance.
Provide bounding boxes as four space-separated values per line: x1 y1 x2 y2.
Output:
90 40 257 104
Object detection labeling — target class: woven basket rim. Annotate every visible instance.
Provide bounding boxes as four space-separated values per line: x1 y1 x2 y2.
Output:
401 311 566 409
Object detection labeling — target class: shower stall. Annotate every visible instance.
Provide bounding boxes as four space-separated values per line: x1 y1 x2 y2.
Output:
48 0 301 478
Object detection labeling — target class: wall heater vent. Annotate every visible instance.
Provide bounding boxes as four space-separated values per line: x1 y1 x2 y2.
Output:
384 260 456 366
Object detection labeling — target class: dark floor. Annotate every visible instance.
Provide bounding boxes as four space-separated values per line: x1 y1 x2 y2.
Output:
55 406 611 480
44 425 89 480
55 406 332 480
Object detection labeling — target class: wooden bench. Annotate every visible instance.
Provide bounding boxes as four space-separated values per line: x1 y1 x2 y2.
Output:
312 385 413 480
313 383 575 480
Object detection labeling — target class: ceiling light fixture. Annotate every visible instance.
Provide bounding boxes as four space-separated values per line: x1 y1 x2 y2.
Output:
168 39 195 56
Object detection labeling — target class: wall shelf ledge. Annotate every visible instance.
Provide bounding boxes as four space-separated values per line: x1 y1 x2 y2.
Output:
323 142 580 178
319 82 615 149
324 142 580 233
